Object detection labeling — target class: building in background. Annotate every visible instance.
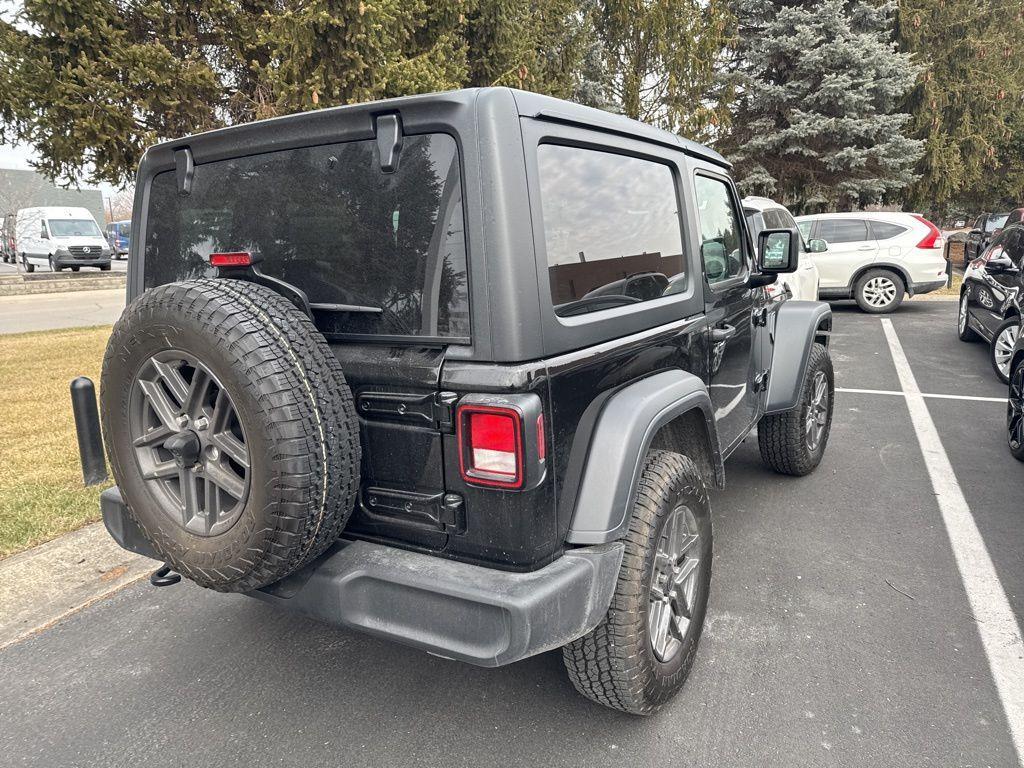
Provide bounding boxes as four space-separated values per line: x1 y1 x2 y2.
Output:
0 168 104 226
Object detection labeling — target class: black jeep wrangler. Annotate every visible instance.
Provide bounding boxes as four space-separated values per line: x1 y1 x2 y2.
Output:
94 88 833 714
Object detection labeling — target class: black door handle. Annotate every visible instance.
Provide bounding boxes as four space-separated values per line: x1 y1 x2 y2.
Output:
711 324 737 343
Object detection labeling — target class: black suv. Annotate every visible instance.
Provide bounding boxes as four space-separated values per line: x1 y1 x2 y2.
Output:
959 223 1023 382
92 88 834 714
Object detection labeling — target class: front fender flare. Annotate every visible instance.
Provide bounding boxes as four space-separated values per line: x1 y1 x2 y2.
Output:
765 300 832 414
565 370 723 545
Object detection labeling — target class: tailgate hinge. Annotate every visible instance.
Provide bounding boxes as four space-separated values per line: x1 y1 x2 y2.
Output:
435 391 459 432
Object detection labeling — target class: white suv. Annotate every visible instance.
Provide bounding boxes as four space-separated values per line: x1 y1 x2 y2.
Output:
743 196 822 301
795 212 947 313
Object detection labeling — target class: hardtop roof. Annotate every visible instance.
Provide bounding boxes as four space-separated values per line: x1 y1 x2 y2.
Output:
145 87 730 169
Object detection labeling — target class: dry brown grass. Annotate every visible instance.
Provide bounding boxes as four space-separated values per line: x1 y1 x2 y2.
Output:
0 326 112 558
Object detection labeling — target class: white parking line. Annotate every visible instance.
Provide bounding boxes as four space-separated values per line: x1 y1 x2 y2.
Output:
837 387 1007 404
881 318 1024 765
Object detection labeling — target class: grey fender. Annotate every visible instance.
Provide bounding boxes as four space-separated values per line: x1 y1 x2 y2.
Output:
765 300 832 414
565 370 724 545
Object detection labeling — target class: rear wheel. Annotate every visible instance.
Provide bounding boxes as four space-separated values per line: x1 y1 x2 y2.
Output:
958 291 980 342
101 279 361 592
1008 360 1024 462
758 343 834 476
990 317 1020 384
70 266 80 272
854 269 904 313
562 450 712 715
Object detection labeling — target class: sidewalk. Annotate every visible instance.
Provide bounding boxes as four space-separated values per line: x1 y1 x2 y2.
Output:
0 521 150 648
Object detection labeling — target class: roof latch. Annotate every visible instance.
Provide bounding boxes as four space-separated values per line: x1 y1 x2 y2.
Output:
174 147 194 195
374 114 404 173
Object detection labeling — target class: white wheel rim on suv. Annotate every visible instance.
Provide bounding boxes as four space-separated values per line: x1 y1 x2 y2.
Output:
994 324 1020 378
862 276 898 308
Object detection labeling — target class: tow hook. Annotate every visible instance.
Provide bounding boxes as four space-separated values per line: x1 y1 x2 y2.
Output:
150 564 182 587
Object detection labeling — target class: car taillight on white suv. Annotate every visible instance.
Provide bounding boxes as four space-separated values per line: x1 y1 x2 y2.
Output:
912 215 943 250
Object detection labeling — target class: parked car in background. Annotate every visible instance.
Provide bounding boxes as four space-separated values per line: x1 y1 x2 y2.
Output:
1 213 15 264
743 196 823 301
794 212 947 313
965 212 1010 263
958 223 1024 382
105 219 130 258
15 206 112 273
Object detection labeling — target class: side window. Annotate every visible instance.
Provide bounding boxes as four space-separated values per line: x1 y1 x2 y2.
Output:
537 144 686 317
817 218 869 244
870 221 908 240
694 175 745 285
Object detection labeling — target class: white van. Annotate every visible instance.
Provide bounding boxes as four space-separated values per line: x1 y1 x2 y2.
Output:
15 206 112 273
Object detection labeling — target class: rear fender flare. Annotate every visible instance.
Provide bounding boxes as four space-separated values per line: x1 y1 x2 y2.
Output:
765 300 832 414
565 370 723 545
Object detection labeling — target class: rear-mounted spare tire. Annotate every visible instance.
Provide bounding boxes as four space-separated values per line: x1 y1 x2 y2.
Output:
101 279 361 592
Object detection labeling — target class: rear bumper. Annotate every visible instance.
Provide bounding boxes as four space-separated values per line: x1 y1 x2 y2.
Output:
909 278 947 296
100 487 623 668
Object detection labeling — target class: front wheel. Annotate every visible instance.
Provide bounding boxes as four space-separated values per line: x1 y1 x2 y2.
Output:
562 450 712 715
854 269 904 313
991 318 1020 383
758 343 834 476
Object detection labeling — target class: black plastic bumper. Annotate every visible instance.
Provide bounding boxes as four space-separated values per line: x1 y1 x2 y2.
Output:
101 487 624 667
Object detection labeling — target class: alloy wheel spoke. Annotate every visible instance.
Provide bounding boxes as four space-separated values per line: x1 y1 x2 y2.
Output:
179 468 200 524
205 461 246 501
183 367 212 418
142 460 179 480
133 423 175 448
210 432 249 469
139 380 182 431
152 358 189 406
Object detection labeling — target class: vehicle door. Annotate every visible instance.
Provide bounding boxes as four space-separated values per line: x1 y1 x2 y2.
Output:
966 216 986 262
694 171 761 453
970 230 1018 336
812 217 877 291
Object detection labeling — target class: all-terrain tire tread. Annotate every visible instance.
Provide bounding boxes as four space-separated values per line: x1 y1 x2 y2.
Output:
562 450 709 715
102 279 360 592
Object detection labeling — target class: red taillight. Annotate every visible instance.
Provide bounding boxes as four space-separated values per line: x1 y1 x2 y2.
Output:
457 405 524 489
912 215 942 249
209 251 253 267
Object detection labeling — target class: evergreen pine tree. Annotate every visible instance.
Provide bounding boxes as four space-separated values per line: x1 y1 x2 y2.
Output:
897 0 1024 213
593 0 734 140
719 0 923 212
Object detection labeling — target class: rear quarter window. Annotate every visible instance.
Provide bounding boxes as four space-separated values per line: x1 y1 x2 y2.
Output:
870 221 908 240
536 144 686 317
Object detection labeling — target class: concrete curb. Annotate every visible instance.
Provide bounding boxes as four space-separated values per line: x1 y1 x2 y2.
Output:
0 522 153 649
0 273 126 297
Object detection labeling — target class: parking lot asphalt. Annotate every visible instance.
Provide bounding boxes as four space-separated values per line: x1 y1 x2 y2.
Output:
1 301 1022 768
0 289 125 334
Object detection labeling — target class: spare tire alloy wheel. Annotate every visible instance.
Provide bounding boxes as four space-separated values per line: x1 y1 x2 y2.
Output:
102 279 361 593
991 319 1020 383
130 352 249 537
1008 362 1024 462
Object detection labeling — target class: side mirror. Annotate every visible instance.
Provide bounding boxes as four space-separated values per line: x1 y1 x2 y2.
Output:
969 228 983 236
808 238 828 253
757 228 799 274
40 229 49 240
987 253 1018 274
